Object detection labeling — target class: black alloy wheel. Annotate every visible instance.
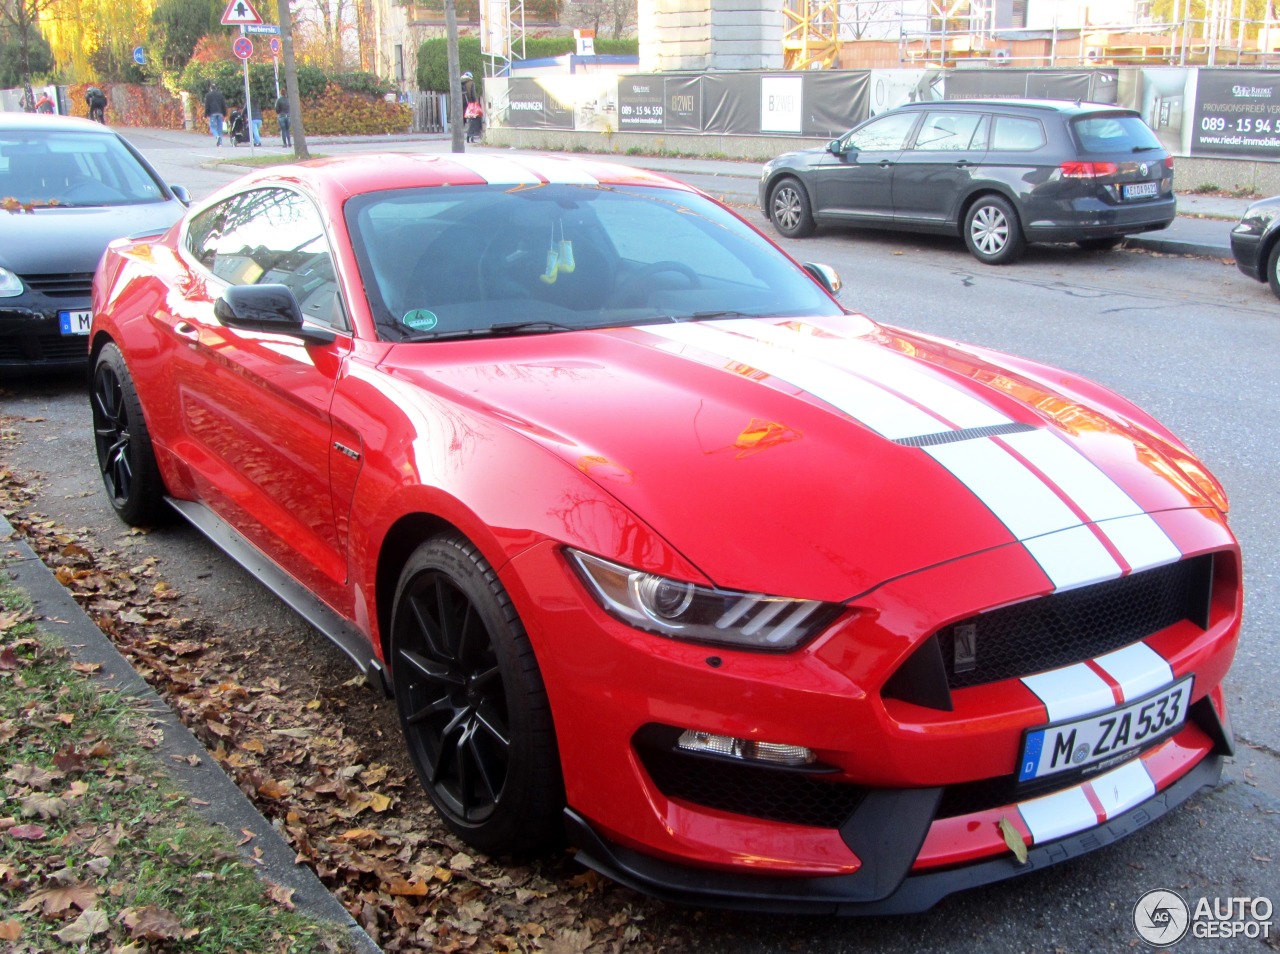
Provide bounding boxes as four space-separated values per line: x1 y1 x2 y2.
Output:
91 343 168 526
390 535 562 855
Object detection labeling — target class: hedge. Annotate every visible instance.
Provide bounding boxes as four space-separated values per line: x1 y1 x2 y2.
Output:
415 35 639 93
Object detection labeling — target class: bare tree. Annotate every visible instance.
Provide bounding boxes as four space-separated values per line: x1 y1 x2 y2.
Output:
563 0 636 40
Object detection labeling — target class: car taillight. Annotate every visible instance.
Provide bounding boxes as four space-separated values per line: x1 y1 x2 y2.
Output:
1165 156 1175 169
1061 161 1120 178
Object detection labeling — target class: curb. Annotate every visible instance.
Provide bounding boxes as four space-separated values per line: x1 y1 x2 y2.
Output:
1126 235 1231 258
0 514 382 954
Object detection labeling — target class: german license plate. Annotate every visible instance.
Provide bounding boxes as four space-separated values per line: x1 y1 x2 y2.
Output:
1018 676 1193 784
1123 181 1159 199
58 309 92 336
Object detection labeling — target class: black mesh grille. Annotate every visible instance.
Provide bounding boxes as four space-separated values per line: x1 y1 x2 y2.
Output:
936 555 1213 690
21 273 94 298
636 739 867 829
0 334 88 365
893 421 1037 447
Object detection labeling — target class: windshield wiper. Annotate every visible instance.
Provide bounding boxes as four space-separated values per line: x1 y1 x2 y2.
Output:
1132 145 1161 152
400 320 577 343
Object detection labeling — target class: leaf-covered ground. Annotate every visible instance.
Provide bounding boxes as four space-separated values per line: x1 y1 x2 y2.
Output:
0 424 703 953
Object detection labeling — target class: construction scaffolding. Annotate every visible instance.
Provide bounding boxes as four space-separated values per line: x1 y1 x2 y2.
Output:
782 0 1280 69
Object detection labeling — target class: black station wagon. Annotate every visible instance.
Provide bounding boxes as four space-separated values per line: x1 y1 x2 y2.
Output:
759 99 1175 264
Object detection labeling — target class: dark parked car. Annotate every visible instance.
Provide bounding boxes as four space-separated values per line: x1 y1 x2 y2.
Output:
0 114 188 373
1229 195 1280 298
760 99 1176 264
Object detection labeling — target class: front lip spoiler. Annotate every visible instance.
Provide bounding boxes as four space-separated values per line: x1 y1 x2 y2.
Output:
564 754 1223 915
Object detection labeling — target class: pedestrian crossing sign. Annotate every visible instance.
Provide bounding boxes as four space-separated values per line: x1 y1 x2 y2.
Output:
221 0 264 26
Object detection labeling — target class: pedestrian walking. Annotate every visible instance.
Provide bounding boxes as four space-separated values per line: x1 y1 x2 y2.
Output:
250 100 263 146
461 71 482 143
203 82 227 147
85 86 107 124
275 88 291 147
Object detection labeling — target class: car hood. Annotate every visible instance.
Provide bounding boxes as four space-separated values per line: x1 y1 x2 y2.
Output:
383 316 1216 602
0 202 182 275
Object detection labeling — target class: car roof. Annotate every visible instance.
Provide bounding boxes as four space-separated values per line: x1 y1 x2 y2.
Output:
893 99 1138 117
0 113 118 134
210 153 700 206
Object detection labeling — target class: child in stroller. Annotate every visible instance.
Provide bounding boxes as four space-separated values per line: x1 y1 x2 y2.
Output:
227 109 251 146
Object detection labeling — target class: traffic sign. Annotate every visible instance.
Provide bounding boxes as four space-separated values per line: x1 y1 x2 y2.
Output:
269 36 281 55
233 36 253 60
221 0 263 26
132 46 145 65
245 23 280 35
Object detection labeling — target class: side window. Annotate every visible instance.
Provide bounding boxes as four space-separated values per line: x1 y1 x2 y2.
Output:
991 116 1047 151
846 111 918 152
912 111 985 151
185 188 347 331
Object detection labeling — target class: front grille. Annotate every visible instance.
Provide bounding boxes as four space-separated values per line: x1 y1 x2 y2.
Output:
21 272 94 298
935 555 1213 690
635 730 867 828
0 333 89 365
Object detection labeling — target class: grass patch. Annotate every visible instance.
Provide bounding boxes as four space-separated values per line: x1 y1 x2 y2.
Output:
0 581 350 953
213 153 326 169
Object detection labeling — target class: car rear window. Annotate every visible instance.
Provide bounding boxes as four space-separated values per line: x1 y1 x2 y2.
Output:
1072 114 1162 154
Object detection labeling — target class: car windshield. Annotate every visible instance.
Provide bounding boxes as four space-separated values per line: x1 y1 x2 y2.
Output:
0 130 167 208
345 183 845 341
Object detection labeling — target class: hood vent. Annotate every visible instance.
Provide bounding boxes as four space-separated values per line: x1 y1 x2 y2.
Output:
893 421 1037 448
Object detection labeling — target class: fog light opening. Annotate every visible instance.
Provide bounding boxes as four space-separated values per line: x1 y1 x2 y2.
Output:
676 729 815 766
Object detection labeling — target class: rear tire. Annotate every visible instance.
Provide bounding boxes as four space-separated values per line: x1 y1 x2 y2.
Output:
1266 241 1280 300
390 534 563 856
963 195 1025 265
768 178 816 238
91 343 169 526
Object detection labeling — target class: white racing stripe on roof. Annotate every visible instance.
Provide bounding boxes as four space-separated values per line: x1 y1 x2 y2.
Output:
645 322 943 439
516 156 600 184
455 156 544 185
1022 663 1116 722
1094 642 1175 701
719 318 1011 432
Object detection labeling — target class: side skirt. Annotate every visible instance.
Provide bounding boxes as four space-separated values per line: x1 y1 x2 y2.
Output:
166 497 390 696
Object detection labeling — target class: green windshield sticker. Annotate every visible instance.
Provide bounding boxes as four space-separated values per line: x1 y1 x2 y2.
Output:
403 309 438 331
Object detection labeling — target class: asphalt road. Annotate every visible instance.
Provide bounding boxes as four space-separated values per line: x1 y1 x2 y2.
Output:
2 130 1277 953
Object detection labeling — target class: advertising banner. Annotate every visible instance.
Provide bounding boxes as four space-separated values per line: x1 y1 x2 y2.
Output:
504 78 573 129
703 73 760 135
1190 69 1280 160
664 75 701 132
803 71 870 136
619 75 665 131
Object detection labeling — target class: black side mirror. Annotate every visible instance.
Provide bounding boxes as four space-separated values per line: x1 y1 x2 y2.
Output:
214 284 335 344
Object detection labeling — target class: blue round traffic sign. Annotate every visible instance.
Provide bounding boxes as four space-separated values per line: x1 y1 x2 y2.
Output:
233 36 253 60
269 36 281 55
132 46 145 65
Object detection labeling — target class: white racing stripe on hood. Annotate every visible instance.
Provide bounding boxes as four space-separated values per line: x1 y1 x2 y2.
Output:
645 322 945 440
716 318 1011 432
642 320 1184 592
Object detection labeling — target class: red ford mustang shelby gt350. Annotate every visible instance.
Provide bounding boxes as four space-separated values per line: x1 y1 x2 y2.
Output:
89 154 1240 913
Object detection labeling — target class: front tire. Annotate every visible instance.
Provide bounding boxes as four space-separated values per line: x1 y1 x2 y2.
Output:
390 535 563 856
769 178 816 238
1265 241 1280 300
964 195 1025 264
91 343 169 526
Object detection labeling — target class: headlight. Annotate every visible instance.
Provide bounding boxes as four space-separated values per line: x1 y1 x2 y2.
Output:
0 267 23 298
567 549 842 651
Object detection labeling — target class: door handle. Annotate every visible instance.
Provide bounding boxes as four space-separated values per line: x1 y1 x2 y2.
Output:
879 159 894 168
174 321 200 341
955 160 973 167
